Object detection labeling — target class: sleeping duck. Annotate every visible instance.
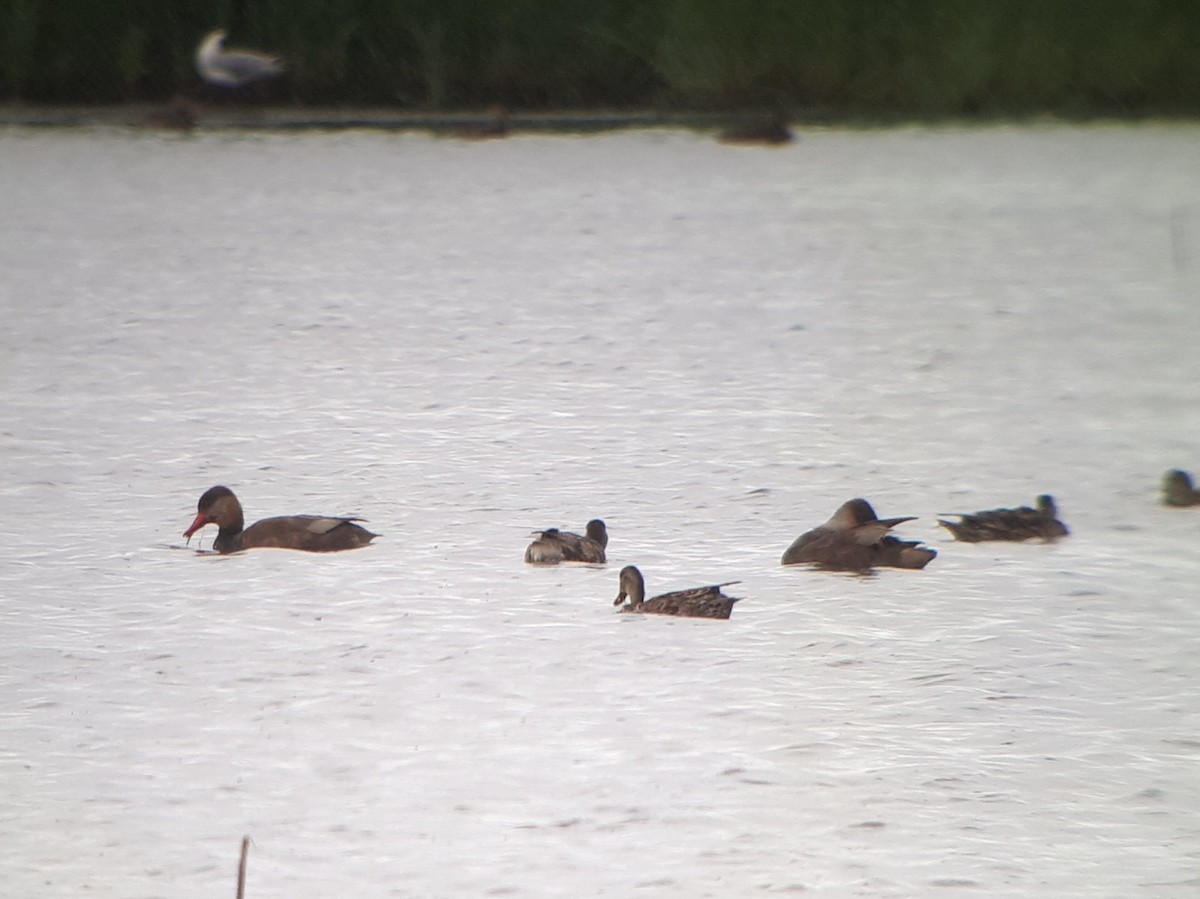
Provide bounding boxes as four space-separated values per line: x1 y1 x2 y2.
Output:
524 519 607 564
781 498 936 572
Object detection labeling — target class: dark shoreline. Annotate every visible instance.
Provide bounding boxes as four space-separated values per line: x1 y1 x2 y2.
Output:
2 103 1197 135
0 104 724 133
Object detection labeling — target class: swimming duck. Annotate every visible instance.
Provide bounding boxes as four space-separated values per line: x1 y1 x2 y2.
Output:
195 29 284 88
182 485 376 553
524 519 607 564
1162 469 1200 507
937 494 1068 542
613 565 741 619
781 498 937 572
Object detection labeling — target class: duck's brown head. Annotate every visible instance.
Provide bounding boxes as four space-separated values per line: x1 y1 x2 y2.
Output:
183 485 244 539
1163 469 1197 506
585 519 608 548
826 498 879 530
614 565 645 608
1035 494 1059 517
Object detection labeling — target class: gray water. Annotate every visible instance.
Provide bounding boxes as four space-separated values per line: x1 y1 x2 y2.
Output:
1 123 1198 898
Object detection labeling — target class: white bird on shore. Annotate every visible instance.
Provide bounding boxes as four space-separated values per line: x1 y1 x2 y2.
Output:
195 28 284 88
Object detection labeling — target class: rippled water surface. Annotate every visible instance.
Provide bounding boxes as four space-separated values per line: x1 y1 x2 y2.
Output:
2 123 1198 898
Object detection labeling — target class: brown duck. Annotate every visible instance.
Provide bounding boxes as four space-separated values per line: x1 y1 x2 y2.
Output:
613 565 741 619
1162 469 1200 507
182 486 377 553
781 498 936 572
937 494 1068 542
524 519 607 564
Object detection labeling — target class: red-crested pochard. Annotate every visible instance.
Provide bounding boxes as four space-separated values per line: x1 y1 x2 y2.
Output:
183 485 376 553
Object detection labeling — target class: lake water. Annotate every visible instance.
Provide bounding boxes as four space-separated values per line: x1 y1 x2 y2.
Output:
1 121 1198 898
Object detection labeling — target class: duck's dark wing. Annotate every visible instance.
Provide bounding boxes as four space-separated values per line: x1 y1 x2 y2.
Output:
524 527 605 563
560 534 606 563
876 535 937 569
525 530 567 563
938 507 1066 542
240 515 376 552
937 517 980 541
782 528 876 571
305 516 368 535
639 584 742 619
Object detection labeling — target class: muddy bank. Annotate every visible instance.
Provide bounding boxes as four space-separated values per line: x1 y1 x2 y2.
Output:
0 103 787 135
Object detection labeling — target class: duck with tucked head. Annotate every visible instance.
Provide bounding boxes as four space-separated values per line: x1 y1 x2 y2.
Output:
524 519 607 564
183 486 377 553
782 498 936 572
1162 469 1200 507
937 494 1068 542
613 565 741 619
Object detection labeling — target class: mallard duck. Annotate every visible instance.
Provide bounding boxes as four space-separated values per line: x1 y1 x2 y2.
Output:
183 486 376 553
1162 469 1200 507
524 519 607 564
613 565 741 619
781 498 936 572
937 494 1068 542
